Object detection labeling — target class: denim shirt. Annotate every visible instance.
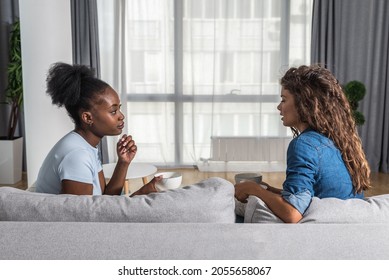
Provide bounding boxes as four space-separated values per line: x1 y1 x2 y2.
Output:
281 129 363 214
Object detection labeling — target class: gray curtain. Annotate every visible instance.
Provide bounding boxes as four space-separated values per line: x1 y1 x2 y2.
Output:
0 0 20 138
311 0 389 173
71 0 109 163
71 0 100 76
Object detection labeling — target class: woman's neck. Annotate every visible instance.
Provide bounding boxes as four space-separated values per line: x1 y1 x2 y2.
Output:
74 127 100 147
296 123 309 134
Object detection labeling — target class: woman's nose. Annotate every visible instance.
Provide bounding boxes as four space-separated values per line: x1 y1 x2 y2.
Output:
277 103 281 111
119 111 125 120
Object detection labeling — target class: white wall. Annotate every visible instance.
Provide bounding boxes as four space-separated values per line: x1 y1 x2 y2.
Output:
19 0 74 187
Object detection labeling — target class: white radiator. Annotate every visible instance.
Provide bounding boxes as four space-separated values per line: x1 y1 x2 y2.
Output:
210 136 292 162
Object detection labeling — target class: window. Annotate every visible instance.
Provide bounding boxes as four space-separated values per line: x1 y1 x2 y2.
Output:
97 0 312 166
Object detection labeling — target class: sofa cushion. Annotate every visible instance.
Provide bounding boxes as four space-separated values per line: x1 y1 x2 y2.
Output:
243 195 283 223
300 195 389 223
242 194 389 224
0 177 235 223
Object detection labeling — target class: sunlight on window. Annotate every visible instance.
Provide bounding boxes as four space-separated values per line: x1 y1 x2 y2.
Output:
97 0 311 166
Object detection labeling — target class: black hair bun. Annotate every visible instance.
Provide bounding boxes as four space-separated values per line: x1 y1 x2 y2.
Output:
46 62 95 107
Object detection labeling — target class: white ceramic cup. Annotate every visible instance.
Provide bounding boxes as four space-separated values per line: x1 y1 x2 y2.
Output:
154 172 182 191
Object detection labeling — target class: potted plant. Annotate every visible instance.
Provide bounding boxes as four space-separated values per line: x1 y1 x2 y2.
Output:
343 80 366 126
0 19 24 184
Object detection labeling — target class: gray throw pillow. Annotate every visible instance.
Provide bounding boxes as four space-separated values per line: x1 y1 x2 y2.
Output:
242 194 389 224
234 198 246 217
300 195 389 224
244 195 283 223
0 177 235 223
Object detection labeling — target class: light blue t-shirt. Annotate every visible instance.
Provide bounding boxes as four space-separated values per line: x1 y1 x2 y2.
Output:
35 131 103 195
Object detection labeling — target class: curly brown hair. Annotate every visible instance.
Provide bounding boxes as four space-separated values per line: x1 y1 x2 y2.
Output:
280 65 371 193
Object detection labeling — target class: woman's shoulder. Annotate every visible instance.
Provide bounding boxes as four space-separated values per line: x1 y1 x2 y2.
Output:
289 130 334 156
51 131 96 156
293 129 332 147
57 131 94 148
299 129 323 139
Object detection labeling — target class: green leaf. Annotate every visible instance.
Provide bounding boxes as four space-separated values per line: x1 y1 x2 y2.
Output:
3 18 23 139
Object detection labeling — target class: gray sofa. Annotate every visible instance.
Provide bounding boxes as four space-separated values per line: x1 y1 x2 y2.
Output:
1 177 389 260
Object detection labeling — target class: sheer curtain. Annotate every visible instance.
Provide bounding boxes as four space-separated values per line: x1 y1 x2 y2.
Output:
97 0 312 167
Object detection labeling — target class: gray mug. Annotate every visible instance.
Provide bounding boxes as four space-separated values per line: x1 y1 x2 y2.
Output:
234 173 262 184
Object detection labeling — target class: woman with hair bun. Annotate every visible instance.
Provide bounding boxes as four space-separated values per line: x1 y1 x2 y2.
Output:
35 62 161 196
235 64 371 223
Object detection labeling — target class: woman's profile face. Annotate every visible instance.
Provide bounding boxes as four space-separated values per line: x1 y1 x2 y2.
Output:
277 87 306 131
88 87 125 137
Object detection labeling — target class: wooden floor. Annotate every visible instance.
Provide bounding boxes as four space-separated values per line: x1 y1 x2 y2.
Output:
2 169 389 197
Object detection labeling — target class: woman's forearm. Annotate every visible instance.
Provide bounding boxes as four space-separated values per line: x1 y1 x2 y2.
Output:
104 161 129 195
267 185 282 195
235 181 302 223
255 188 302 223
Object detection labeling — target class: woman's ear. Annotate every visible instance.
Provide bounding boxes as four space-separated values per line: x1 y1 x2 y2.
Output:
80 111 93 126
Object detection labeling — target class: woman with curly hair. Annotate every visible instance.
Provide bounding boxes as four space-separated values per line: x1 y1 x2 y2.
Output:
235 65 371 223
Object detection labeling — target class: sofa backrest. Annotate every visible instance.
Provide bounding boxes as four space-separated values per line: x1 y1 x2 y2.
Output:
0 177 236 223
